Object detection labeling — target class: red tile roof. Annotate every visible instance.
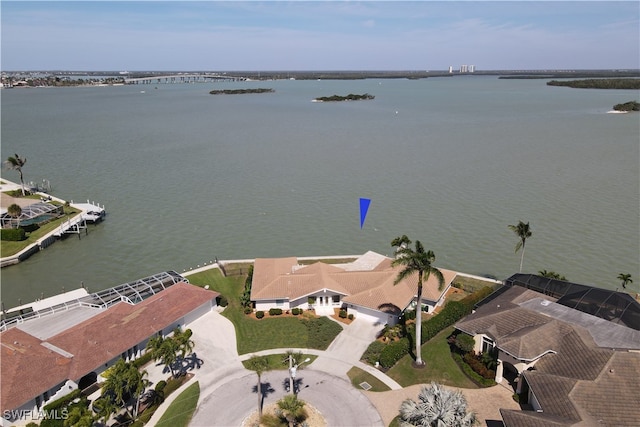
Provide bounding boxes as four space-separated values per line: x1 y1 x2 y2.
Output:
1 282 218 412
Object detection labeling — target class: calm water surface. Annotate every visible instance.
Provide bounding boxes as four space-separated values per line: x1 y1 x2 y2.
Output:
1 77 638 307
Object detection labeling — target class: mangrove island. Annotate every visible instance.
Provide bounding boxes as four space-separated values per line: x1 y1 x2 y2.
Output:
313 93 375 102
209 88 274 95
613 101 640 112
546 78 640 89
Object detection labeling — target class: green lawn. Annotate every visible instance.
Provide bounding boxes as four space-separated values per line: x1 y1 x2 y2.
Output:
346 367 391 392
186 269 342 354
386 326 478 389
242 353 318 371
155 381 200 427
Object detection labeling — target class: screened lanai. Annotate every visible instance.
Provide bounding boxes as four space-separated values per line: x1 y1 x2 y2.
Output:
0 202 62 228
505 273 640 330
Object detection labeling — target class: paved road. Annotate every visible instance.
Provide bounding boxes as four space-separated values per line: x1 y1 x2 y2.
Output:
190 370 384 427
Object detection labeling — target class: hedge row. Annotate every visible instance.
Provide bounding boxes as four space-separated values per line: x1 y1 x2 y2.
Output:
379 338 410 368
363 286 495 369
452 353 496 387
269 308 283 316
1 228 26 241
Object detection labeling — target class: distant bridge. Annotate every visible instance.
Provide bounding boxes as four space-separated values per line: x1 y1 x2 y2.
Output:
124 73 246 84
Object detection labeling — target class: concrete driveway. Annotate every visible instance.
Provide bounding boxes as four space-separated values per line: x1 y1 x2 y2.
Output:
310 318 384 376
190 369 384 427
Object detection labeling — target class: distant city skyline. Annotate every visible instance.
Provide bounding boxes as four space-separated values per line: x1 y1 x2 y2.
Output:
1 1 639 71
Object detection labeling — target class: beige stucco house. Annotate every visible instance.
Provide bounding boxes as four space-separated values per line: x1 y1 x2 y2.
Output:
250 251 456 325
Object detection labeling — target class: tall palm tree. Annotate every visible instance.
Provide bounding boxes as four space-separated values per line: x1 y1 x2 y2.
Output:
4 154 27 196
102 359 149 419
174 327 195 358
245 355 270 418
508 221 532 273
617 273 633 290
391 236 444 367
399 382 476 427
147 335 179 377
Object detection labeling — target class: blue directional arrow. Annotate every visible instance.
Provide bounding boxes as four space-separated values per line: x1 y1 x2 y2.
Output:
359 198 371 229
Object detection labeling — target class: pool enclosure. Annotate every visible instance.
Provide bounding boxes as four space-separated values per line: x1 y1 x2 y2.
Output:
0 202 63 228
505 273 640 330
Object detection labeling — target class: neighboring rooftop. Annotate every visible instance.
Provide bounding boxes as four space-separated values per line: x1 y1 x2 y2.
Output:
505 273 640 330
0 282 219 413
458 285 640 427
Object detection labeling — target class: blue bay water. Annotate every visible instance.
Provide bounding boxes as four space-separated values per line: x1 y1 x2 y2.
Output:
1 77 638 307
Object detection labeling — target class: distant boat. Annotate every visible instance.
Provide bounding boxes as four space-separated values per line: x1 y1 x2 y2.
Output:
140 90 146 94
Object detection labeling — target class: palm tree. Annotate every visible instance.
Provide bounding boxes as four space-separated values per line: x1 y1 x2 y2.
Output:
96 396 118 426
508 221 532 272
147 335 179 377
617 273 633 290
277 394 307 427
399 382 476 427
6 203 22 228
391 236 444 367
174 327 195 358
63 405 93 427
4 154 27 196
245 355 270 418
538 270 567 281
102 358 149 419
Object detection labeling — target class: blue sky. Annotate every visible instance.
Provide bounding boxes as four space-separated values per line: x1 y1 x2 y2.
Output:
1 1 638 71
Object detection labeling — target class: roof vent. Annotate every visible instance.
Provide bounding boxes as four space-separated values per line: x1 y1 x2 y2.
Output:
540 300 551 306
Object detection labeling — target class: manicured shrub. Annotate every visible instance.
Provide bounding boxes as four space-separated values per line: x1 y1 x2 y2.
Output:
155 380 167 392
348 314 354 320
244 307 253 315
338 309 347 318
269 308 283 316
42 389 82 411
291 308 301 315
217 295 228 307
132 350 155 368
379 338 410 368
1 228 26 241
452 353 496 387
362 340 386 365
256 311 265 319
448 333 476 354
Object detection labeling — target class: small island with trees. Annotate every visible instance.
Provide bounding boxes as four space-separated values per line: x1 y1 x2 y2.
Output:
209 88 274 95
546 78 640 89
612 101 639 112
313 93 375 102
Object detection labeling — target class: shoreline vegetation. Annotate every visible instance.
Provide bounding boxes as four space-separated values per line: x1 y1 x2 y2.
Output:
313 93 374 102
613 101 639 112
209 88 274 95
546 78 640 89
3 70 639 88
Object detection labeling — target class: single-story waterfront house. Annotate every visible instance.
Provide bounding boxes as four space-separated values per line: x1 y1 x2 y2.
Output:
250 251 457 325
454 281 640 427
1 280 219 424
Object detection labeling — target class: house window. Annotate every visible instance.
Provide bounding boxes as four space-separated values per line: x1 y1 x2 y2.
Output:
275 299 284 306
482 337 495 354
332 295 340 303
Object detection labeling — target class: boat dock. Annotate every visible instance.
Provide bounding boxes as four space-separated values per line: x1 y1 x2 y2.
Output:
0 180 107 266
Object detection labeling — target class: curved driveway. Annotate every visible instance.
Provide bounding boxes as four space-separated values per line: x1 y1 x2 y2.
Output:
146 306 517 426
